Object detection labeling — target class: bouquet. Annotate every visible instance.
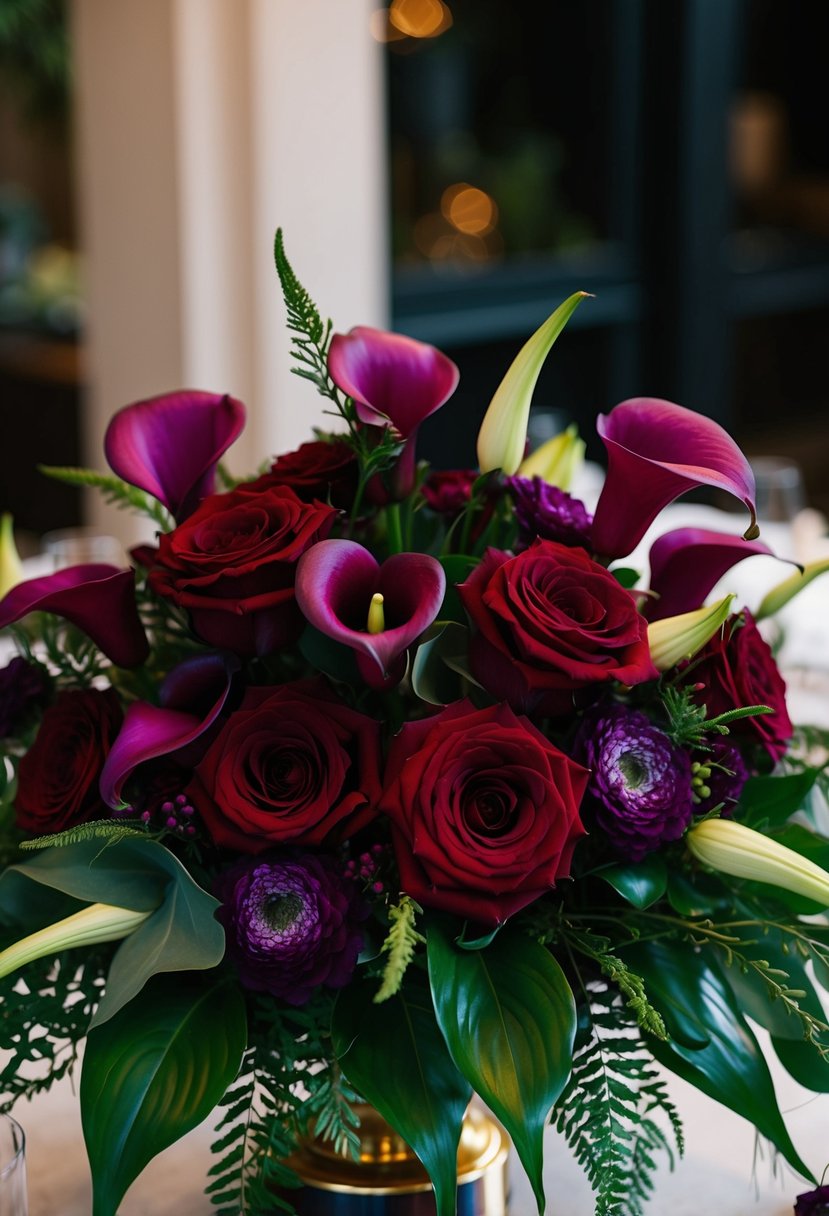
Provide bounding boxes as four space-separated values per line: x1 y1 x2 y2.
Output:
1 231 828 1216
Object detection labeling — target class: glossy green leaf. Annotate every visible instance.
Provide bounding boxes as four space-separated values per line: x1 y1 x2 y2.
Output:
438 554 478 624
610 566 640 589
411 621 475 706
427 921 576 1213
299 623 360 684
624 940 814 1182
81 972 247 1216
665 870 730 918
332 970 471 1216
739 770 820 830
0 838 226 1024
599 855 667 909
773 1036 829 1093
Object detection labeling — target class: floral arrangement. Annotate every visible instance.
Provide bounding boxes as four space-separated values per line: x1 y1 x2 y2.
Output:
1 232 829 1216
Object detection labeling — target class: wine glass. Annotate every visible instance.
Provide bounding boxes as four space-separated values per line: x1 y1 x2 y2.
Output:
0 1114 27 1216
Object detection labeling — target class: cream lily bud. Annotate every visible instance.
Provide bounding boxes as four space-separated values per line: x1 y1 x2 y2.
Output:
367 592 385 635
755 558 829 622
0 902 151 981
517 423 586 491
688 818 829 907
647 594 735 672
0 513 24 599
476 292 588 475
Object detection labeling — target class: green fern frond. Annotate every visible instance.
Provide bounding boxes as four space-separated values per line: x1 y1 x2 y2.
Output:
19 819 146 850
564 925 667 1040
274 227 325 346
38 465 172 530
374 895 425 1004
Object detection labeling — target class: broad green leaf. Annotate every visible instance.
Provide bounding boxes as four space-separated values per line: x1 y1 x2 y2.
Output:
624 941 814 1182
0 838 225 1024
755 558 829 621
773 1036 829 1093
299 624 360 684
411 621 476 705
427 921 576 1213
666 870 731 918
599 855 667 909
718 920 825 1042
438 554 478 624
81 971 247 1216
738 770 820 830
332 971 471 1216
610 566 640 589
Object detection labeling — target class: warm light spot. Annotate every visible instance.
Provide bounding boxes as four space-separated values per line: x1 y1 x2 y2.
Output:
389 0 452 39
369 8 407 42
441 183 499 236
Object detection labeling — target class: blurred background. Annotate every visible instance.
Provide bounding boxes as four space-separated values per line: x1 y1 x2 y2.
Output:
1 0 828 551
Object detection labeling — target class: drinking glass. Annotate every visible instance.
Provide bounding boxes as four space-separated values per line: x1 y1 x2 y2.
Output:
41 527 124 570
749 456 806 525
0 1114 27 1216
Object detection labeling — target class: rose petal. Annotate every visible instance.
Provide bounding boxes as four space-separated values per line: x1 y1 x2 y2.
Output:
591 398 758 558
104 390 246 521
0 565 148 668
646 527 780 620
328 326 458 439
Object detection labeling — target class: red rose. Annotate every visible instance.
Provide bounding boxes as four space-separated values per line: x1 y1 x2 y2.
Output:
15 689 122 834
149 483 336 656
421 469 476 515
459 540 657 715
380 700 588 926
189 680 382 852
244 439 358 510
691 611 793 762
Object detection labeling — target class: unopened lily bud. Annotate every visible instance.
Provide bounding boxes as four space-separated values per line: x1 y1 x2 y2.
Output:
518 423 586 491
0 513 24 599
648 594 735 672
477 293 587 475
688 818 829 907
755 558 829 621
0 902 151 981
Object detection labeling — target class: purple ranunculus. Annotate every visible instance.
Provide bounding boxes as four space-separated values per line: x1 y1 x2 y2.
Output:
575 704 694 861
692 739 749 817
505 476 594 550
795 1186 829 1216
0 657 48 738
215 853 366 1005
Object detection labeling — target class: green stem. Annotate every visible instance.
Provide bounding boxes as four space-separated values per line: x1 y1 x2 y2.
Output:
386 502 404 555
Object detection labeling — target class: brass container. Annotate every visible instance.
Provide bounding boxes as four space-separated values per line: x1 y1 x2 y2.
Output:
281 1103 510 1215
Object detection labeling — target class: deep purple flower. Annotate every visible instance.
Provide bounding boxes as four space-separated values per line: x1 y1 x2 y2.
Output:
0 565 149 668
0 657 48 738
795 1185 829 1215
105 390 246 522
646 527 778 621
591 399 758 560
328 326 459 496
693 739 749 816
575 704 693 860
506 476 594 549
295 539 445 689
215 853 366 1004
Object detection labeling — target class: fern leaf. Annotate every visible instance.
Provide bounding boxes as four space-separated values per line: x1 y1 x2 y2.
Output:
38 465 172 530
274 228 325 345
374 895 425 1003
19 819 146 850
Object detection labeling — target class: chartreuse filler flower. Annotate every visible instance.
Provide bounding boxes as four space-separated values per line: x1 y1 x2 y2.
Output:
0 229 827 1216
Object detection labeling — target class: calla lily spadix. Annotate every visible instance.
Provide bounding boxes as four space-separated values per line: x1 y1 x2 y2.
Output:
591 398 759 560
517 423 586 490
295 539 445 689
0 513 23 599
0 902 151 982
477 292 588 476
646 528 778 621
688 818 829 908
0 564 149 668
648 593 735 672
104 390 246 522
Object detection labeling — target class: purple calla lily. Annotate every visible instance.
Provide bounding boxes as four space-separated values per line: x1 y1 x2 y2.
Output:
591 399 758 559
0 565 148 668
104 390 246 522
295 539 446 688
328 327 459 496
646 528 779 621
100 652 238 807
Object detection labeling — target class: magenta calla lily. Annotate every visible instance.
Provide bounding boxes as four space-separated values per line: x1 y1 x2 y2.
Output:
590 398 758 559
100 652 238 807
0 565 148 668
295 539 446 688
646 528 779 621
104 390 246 522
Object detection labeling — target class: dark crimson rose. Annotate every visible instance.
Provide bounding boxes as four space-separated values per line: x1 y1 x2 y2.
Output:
15 688 123 834
148 483 336 656
691 611 792 763
189 680 382 852
244 438 358 510
215 852 366 1004
421 469 476 515
0 657 48 738
380 700 588 926
459 540 657 715
795 1186 829 1216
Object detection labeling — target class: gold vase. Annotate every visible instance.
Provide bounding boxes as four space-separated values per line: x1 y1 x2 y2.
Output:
281 1102 510 1215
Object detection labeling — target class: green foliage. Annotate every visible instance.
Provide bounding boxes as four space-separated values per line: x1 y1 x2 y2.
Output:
9 616 109 687
0 0 69 126
38 465 173 530
554 981 683 1216
374 895 425 1003
563 927 667 1041
20 818 147 851
273 229 338 405
660 682 771 748
598 856 668 912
